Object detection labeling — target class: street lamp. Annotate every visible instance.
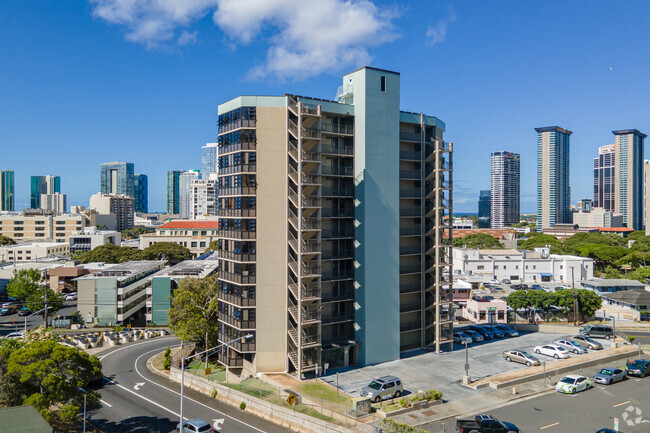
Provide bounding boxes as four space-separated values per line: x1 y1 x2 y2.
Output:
78 387 87 433
25 306 51 334
464 341 470 380
179 334 253 431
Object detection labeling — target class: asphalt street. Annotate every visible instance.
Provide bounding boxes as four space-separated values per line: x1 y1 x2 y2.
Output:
89 337 287 433
422 369 650 433
0 299 77 336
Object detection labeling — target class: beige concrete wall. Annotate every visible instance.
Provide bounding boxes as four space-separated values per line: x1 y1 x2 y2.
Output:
77 279 96 324
254 105 289 372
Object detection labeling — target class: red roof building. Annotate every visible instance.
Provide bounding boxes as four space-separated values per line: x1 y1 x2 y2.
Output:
157 221 219 230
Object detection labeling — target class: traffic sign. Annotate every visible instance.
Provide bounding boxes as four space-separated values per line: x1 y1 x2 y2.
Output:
286 393 296 406
205 368 211 375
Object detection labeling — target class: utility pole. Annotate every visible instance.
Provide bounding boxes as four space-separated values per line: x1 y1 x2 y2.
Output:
571 266 577 326
43 287 48 329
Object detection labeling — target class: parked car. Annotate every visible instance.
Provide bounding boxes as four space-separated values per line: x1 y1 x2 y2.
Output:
569 334 604 350
626 359 650 378
492 324 519 337
456 414 520 433
555 374 592 394
4 332 25 339
65 292 77 301
466 325 494 340
462 329 484 342
0 306 18 316
520 284 528 290
360 376 403 403
177 418 215 432
530 284 542 290
554 286 564 291
593 367 626 385
534 344 570 359
489 279 501 285
453 332 473 345
552 338 588 354
17 307 30 316
580 324 614 340
502 350 540 366
501 279 511 284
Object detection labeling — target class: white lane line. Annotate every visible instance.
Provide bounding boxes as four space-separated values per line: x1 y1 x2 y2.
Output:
613 400 631 407
98 336 177 360
100 399 113 408
134 347 265 433
104 377 180 418
540 421 559 429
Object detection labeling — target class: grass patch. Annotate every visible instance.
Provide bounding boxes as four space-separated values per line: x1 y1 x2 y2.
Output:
372 400 403 413
297 382 352 406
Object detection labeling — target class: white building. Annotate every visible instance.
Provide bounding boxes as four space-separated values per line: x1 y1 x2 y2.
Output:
139 220 219 257
69 227 121 254
0 242 70 263
40 193 67 215
573 207 623 228
453 247 593 284
179 170 200 219
189 174 218 220
452 218 474 229
89 192 134 231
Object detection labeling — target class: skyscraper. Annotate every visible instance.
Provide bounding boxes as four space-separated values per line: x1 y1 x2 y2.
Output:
100 162 134 197
216 67 452 378
645 160 650 235
613 129 646 230
536 126 572 231
490 151 520 228
478 190 491 228
133 174 148 213
30 175 60 209
189 174 218 219
593 143 615 212
0 170 14 211
179 170 200 219
166 170 182 214
201 142 218 179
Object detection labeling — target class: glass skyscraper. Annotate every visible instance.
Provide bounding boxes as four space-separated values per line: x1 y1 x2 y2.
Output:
0 170 14 211
613 129 646 230
478 190 491 228
134 174 148 213
201 142 218 179
536 126 572 231
30 175 60 209
491 151 520 228
100 162 134 197
166 170 182 214
593 143 615 212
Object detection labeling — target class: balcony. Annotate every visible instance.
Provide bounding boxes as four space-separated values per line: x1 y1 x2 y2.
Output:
400 302 421 313
322 312 354 324
399 245 421 255
219 250 256 262
218 270 256 285
219 230 256 240
400 283 421 294
399 227 421 236
288 262 321 278
399 170 422 180
400 150 421 161
219 208 256 218
321 187 353 197
321 123 353 135
321 166 353 176
321 209 353 218
217 141 256 155
399 131 422 142
288 191 321 208
218 186 256 196
218 118 256 134
219 164 257 175
321 144 353 155
219 314 256 330
399 207 422 217
399 188 421 198
400 264 421 275
321 229 354 239
288 282 320 301
219 291 256 307
321 271 354 281
321 249 354 260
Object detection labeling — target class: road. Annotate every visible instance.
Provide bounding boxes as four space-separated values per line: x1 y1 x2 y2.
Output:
0 299 77 336
88 337 287 433
422 371 650 432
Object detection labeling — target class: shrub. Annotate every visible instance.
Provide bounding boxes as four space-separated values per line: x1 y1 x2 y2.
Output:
425 389 442 401
211 389 218 398
239 401 247 411
381 419 429 433
163 347 171 370
628 335 635 343
399 398 406 407
551 314 559 323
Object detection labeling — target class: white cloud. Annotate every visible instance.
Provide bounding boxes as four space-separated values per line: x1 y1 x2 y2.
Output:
89 0 398 79
426 6 457 46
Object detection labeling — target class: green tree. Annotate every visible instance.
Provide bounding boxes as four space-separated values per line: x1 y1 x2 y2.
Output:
563 232 624 254
140 242 191 265
555 289 602 322
575 244 628 270
505 290 533 319
80 244 141 264
454 233 502 249
0 339 102 425
519 234 562 251
168 275 220 366
121 227 154 239
0 235 16 245
7 269 65 321
204 240 220 253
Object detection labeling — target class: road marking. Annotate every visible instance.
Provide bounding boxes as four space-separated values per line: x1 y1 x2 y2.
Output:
134 382 144 391
100 399 113 408
104 377 181 418
213 419 225 430
134 347 265 433
540 422 559 429
613 400 631 407
98 336 177 360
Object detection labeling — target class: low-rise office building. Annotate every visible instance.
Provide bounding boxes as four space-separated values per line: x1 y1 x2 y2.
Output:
0 242 70 262
76 260 166 326
89 192 134 231
0 210 92 242
139 220 219 257
579 278 646 295
148 259 219 325
462 298 508 324
69 228 121 253
573 207 623 228
453 247 593 284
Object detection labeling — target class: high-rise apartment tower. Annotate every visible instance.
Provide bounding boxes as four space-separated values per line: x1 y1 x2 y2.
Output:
30 175 60 209
490 151 520 228
100 162 135 197
593 144 615 212
536 126 572 231
134 174 148 213
167 170 182 214
613 129 646 230
478 190 491 228
216 67 453 379
0 170 14 211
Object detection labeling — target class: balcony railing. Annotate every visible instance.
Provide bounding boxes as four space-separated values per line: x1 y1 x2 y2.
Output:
219 208 256 218
218 119 256 134
321 143 353 155
321 123 353 135
219 230 256 240
321 166 353 176
218 270 256 285
399 227 421 236
399 131 423 142
219 164 257 175
400 150 421 160
218 141 256 155
219 250 256 262
400 188 422 198
219 291 256 307
400 170 422 180
218 186 256 196
219 314 256 330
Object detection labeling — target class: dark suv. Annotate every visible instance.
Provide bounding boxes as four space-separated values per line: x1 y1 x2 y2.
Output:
626 360 650 378
580 324 614 340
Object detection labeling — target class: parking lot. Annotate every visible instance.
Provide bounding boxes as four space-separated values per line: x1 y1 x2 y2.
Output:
321 328 598 402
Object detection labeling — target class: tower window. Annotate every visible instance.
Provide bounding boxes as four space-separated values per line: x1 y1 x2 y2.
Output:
380 76 386 92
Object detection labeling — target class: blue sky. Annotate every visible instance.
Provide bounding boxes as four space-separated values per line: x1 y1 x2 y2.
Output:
1 1 649 213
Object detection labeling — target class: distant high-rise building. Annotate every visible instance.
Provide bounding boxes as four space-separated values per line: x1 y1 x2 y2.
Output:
30 175 60 209
89 193 134 231
166 170 182 214
613 129 646 230
645 160 650 235
134 174 148 213
478 190 491 228
100 162 134 197
189 175 218 219
490 151 520 228
593 144 615 212
536 126 572 231
41 193 66 215
201 142 218 179
179 170 200 219
0 170 14 211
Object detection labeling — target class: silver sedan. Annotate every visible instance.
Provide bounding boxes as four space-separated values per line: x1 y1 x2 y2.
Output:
593 367 626 385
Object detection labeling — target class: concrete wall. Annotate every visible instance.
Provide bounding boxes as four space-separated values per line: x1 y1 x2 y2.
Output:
255 106 289 372
348 67 401 366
